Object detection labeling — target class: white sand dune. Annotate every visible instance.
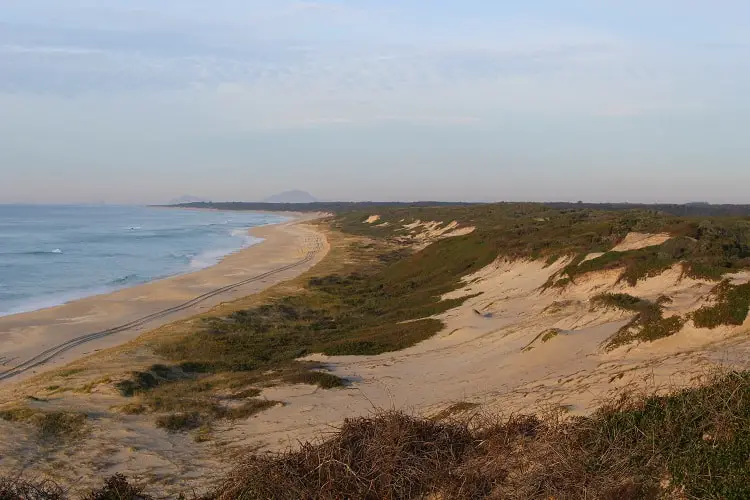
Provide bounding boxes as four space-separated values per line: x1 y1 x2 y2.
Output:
223 256 750 452
611 232 672 252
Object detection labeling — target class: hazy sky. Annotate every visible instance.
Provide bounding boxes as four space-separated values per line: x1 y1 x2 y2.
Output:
2 1 749 204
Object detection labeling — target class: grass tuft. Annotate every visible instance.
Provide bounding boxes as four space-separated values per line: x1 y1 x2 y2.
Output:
155 412 203 432
283 371 346 389
591 293 686 349
0 408 87 440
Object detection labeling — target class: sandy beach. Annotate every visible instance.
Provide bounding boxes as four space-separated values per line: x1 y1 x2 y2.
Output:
0 212 329 385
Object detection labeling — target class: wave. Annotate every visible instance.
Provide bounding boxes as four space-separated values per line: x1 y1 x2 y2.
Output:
0 286 113 317
0 218 270 316
189 233 262 270
189 249 234 270
3 249 65 256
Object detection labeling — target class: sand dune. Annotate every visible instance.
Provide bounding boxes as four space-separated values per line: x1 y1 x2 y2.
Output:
2 226 750 494
222 255 750 452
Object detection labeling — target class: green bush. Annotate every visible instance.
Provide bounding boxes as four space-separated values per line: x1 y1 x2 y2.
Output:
592 293 685 349
692 281 750 329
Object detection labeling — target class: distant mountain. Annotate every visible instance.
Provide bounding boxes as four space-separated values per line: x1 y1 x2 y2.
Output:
169 195 208 205
262 190 318 204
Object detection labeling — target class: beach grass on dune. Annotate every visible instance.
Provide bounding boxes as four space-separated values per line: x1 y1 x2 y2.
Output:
111 204 750 428
7 370 749 499
203 370 750 500
121 227 492 428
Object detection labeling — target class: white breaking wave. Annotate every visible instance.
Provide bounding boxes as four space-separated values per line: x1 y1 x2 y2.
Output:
189 231 262 270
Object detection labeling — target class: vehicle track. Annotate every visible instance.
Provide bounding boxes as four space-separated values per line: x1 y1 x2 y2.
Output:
0 237 323 382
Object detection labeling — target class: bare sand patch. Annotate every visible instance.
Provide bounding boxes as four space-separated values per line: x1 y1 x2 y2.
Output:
611 232 672 252
396 220 475 247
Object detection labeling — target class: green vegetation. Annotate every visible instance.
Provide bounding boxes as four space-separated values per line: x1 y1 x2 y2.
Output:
591 282 750 346
591 293 686 349
34 412 87 440
337 204 750 287
0 407 37 423
113 204 750 427
7 202 750 497
135 230 490 426
692 280 750 329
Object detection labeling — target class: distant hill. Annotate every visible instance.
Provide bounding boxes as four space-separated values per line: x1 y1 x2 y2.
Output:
169 195 208 205
263 190 318 204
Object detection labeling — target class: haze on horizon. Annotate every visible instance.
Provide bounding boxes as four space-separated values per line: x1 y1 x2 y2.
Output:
1 1 749 205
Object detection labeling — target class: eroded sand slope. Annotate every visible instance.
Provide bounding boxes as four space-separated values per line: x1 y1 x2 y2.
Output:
228 235 750 452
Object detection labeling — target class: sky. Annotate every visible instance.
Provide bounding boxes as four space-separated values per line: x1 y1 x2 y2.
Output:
1 1 749 204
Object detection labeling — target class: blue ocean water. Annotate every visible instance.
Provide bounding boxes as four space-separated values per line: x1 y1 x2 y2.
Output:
0 205 288 316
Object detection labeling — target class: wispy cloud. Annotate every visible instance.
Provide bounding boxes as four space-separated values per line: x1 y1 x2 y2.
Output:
2 1 750 203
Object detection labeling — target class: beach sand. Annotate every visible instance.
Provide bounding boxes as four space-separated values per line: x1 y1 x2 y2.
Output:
0 213 329 385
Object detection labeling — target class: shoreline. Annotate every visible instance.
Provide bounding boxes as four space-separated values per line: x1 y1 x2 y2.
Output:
0 212 329 385
0 210 294 319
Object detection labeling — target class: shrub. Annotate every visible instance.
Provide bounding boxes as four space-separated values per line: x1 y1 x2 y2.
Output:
205 371 750 500
115 372 160 397
83 474 152 500
592 293 686 349
283 371 346 389
692 281 750 329
0 477 65 500
155 412 203 432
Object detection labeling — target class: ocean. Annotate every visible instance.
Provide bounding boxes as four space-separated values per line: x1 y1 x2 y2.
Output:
0 205 288 317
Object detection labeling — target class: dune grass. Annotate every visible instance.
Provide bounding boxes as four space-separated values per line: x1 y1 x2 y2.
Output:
692 280 750 329
123 228 491 427
111 205 750 427
0 408 87 441
591 293 686 349
204 371 750 500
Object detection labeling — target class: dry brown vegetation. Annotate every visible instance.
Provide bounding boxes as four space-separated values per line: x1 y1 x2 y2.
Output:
0 408 87 441
14 370 743 499
205 370 750 500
